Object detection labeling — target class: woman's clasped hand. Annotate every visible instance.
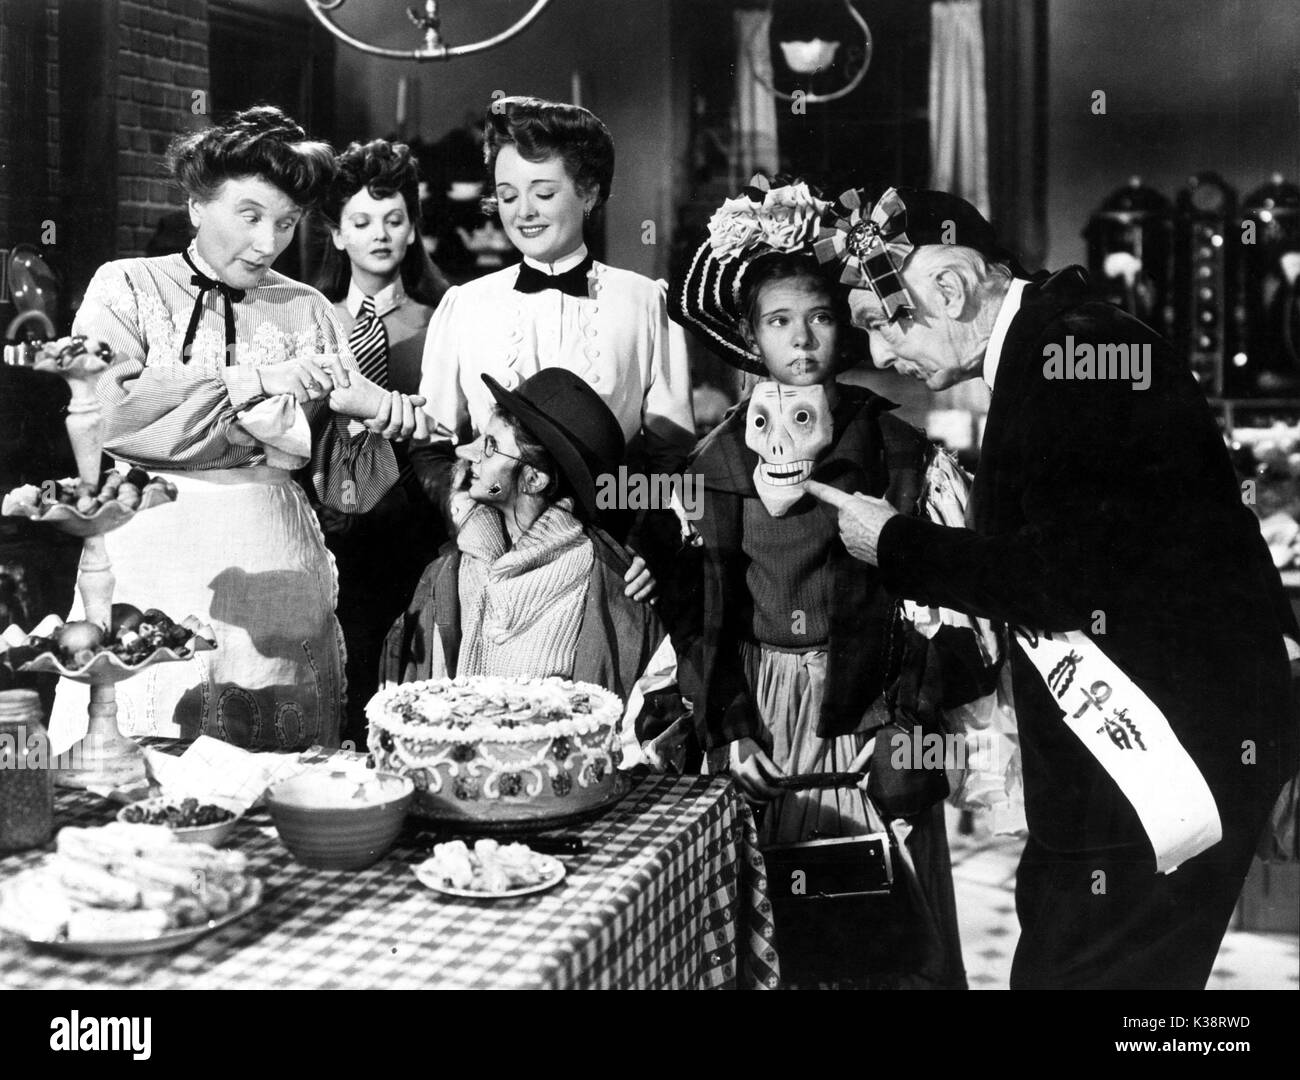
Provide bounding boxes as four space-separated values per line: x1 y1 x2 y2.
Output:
254 353 430 442
254 354 344 403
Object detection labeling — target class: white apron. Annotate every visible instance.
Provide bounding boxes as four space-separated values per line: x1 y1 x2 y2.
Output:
49 466 344 751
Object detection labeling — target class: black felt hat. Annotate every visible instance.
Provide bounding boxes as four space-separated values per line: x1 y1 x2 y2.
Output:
481 368 625 520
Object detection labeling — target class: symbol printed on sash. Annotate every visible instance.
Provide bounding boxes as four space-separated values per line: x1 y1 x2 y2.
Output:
1014 628 1221 873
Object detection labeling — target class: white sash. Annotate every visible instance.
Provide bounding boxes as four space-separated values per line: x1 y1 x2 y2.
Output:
1014 628 1221 873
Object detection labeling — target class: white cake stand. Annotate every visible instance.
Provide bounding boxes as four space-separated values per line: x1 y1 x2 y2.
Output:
2 343 211 790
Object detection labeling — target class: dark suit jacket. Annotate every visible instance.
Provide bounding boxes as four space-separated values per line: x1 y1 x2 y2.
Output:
879 268 1299 854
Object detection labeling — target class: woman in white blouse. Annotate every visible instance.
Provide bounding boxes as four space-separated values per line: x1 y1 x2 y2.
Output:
413 97 695 554
49 107 426 752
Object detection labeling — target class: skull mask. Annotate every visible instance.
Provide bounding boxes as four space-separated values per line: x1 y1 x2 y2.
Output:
745 381 833 516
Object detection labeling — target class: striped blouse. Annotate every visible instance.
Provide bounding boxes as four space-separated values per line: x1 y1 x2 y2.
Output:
71 245 397 512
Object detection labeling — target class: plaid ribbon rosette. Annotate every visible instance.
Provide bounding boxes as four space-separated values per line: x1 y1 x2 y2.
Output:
814 186 917 320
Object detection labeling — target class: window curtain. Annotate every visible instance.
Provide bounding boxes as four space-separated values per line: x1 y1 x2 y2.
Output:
981 0 1048 269
733 9 780 184
929 0 990 217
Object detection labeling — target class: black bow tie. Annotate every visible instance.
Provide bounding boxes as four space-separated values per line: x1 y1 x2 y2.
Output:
513 256 594 299
182 251 246 363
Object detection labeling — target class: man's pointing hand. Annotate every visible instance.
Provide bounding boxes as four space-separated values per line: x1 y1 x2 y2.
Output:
803 479 898 566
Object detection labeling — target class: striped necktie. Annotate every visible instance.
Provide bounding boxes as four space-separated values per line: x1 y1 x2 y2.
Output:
349 296 389 389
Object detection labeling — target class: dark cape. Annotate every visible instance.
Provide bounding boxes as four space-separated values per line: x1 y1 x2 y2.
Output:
878 267 1299 988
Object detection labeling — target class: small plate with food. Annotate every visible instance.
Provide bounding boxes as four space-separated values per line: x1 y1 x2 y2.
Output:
117 796 243 847
413 838 565 899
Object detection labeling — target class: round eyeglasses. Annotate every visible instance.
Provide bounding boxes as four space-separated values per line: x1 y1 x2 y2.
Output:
480 434 523 462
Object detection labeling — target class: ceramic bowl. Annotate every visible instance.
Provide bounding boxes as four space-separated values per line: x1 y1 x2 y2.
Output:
265 771 414 871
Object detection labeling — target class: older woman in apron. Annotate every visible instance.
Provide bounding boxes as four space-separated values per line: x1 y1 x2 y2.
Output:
49 106 428 751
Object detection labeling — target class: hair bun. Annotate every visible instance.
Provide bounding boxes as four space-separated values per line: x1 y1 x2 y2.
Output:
228 105 306 143
320 138 421 225
483 96 615 210
167 104 334 209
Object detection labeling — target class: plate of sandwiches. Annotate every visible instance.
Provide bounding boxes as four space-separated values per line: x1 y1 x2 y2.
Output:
0 822 262 957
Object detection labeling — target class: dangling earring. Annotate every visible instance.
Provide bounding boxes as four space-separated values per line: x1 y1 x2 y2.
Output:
583 205 592 220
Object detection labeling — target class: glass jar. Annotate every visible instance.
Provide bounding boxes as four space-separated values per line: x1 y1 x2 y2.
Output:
0 689 55 852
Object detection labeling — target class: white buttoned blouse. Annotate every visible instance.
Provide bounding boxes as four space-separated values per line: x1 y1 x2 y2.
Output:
417 254 695 471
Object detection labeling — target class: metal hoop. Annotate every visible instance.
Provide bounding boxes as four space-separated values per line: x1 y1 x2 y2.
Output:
745 0 873 106
303 0 554 62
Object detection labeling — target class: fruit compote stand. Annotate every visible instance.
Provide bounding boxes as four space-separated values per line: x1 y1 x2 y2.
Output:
0 339 213 791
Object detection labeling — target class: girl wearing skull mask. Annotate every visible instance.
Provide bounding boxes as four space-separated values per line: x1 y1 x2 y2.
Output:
668 179 1003 987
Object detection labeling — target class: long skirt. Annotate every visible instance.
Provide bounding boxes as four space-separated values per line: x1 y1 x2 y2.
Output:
719 643 967 988
48 466 344 751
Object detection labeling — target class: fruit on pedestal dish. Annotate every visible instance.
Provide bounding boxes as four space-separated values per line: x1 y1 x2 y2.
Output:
0 608 215 675
2 468 177 519
39 335 114 366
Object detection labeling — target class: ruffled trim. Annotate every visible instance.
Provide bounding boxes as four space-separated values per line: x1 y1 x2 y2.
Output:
230 396 311 470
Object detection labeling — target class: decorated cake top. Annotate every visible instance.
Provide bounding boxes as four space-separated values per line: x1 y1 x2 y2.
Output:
366 676 623 744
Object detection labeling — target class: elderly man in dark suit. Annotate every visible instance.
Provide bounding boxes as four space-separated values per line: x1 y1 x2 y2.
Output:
807 187 1299 990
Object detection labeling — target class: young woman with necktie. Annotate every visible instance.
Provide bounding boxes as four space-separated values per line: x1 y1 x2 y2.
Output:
315 139 450 744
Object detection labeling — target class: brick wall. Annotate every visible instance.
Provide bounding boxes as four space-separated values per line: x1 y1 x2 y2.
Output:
45 0 60 210
1 0 212 320
115 0 210 257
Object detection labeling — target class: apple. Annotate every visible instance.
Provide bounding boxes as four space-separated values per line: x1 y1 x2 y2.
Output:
55 620 104 658
110 603 144 636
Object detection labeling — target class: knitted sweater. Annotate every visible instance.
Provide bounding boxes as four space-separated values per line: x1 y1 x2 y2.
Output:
381 519 665 704
456 502 595 679
741 496 836 649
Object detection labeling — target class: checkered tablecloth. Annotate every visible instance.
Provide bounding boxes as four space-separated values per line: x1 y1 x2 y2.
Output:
0 774 781 990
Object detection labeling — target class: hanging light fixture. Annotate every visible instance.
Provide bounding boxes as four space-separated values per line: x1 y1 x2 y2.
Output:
750 0 872 105
303 0 555 61
779 39 841 76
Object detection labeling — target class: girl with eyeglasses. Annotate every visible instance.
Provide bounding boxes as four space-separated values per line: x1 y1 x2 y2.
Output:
381 369 664 700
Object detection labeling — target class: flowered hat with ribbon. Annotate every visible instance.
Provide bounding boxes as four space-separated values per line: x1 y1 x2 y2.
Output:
670 174 832 372
815 186 1017 320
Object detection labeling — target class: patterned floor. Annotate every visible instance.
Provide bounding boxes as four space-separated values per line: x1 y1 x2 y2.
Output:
948 810 1300 990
